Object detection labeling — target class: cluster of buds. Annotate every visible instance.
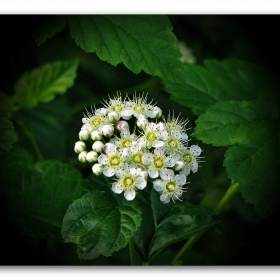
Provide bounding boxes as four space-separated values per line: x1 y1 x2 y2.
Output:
74 93 203 204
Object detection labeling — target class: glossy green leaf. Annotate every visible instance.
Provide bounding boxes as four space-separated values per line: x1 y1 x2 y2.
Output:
61 190 142 260
192 99 280 217
12 59 78 112
33 16 67 46
0 148 83 240
164 58 277 115
68 15 184 83
0 108 16 154
148 201 218 260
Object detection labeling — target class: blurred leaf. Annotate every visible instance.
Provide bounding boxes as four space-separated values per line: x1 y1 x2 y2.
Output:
0 108 16 154
68 15 184 83
61 190 142 260
11 59 78 113
193 99 280 217
148 201 218 261
0 148 83 240
163 58 277 115
33 16 67 46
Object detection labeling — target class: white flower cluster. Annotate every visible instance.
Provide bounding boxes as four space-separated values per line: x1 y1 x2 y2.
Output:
74 93 203 204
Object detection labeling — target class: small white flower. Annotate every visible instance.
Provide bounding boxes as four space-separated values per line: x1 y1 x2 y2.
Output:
140 122 166 149
98 144 126 177
112 167 147 200
92 163 104 176
163 111 189 136
137 117 149 130
146 106 162 119
83 106 110 132
179 145 202 175
147 147 175 178
153 169 187 203
74 141 86 153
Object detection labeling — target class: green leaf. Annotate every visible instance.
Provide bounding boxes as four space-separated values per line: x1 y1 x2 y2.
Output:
61 190 142 260
33 16 67 46
68 15 184 83
0 148 83 240
192 99 280 217
148 201 218 260
192 100 271 147
164 58 278 115
0 108 16 154
12 59 79 112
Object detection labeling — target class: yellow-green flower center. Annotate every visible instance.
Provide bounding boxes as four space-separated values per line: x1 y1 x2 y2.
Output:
111 105 124 113
109 155 122 168
123 176 135 189
133 105 145 114
166 182 176 192
146 132 158 142
183 153 192 164
154 157 164 169
167 138 179 149
90 116 103 128
132 153 142 164
120 138 132 148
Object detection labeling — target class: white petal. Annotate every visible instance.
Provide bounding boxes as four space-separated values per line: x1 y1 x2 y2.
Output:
130 167 141 176
154 147 165 157
160 130 168 140
165 156 175 167
191 161 198 173
112 182 124 194
103 166 115 177
152 141 165 148
190 145 202 157
160 193 170 204
121 109 134 117
124 189 136 200
175 174 187 186
153 179 164 192
148 168 159 179
160 169 174 181
181 166 191 176
172 153 181 162
120 128 130 138
181 133 188 141
142 153 153 165
135 178 147 190
115 167 126 178
110 137 119 144
98 154 108 165
146 110 156 118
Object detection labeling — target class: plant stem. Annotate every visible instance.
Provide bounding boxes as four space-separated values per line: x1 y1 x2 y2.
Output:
129 237 136 265
170 181 239 265
14 117 44 162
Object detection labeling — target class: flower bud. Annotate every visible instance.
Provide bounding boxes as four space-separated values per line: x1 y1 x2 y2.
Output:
146 107 162 119
78 151 88 163
79 130 90 141
174 161 185 172
92 141 104 153
86 151 98 163
137 117 148 130
81 124 92 132
74 141 86 153
102 124 114 137
91 130 102 141
116 120 129 132
92 163 104 176
108 111 120 123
